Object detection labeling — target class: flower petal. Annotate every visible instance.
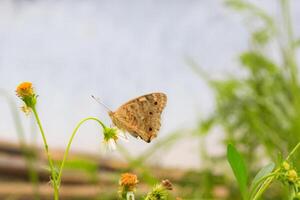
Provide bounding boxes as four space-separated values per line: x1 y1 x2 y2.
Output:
107 139 117 151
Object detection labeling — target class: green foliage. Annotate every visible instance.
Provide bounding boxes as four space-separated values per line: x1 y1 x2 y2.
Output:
225 0 275 33
60 158 99 183
251 28 271 45
240 52 278 74
177 170 225 199
144 184 168 200
198 0 300 172
190 1 300 198
227 142 300 200
227 144 248 200
62 158 98 173
1 89 41 200
249 162 275 198
250 162 275 190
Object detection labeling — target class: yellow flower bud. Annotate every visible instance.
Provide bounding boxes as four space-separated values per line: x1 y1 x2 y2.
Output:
282 161 290 170
287 169 298 183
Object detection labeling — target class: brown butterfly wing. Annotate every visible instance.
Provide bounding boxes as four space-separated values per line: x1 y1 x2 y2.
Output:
109 93 167 143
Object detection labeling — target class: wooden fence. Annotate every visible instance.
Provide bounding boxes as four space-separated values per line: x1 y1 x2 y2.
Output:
0 141 188 200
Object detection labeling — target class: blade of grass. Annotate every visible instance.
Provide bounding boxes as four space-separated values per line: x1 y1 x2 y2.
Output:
227 144 248 200
249 162 275 197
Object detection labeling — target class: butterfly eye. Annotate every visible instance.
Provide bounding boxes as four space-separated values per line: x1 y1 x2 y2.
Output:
149 112 153 115
154 101 158 105
149 127 153 131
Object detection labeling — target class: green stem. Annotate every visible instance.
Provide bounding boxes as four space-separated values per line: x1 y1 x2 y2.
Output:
1 90 40 200
57 117 106 186
252 141 300 200
32 107 59 200
250 172 277 200
26 155 40 200
280 0 300 113
281 0 297 71
251 168 280 200
287 141 300 161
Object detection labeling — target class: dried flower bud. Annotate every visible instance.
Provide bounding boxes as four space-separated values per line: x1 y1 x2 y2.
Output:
21 105 31 115
161 179 173 190
144 179 173 200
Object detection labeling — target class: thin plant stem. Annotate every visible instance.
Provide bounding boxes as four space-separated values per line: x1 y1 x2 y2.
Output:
286 142 300 161
126 192 135 200
280 0 300 115
57 117 106 186
32 107 59 200
1 90 40 199
251 170 280 200
249 172 277 199
252 141 300 200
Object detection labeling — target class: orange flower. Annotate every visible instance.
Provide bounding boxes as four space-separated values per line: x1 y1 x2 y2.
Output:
119 173 138 188
119 173 138 198
16 82 34 98
16 82 37 109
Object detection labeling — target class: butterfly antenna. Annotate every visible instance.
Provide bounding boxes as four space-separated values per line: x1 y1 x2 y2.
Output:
91 95 112 112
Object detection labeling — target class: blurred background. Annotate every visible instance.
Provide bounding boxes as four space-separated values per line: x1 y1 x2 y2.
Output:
0 0 299 199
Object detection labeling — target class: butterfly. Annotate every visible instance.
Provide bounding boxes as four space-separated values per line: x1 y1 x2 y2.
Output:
93 93 167 143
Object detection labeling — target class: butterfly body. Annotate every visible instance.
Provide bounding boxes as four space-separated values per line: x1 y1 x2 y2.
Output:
108 93 167 143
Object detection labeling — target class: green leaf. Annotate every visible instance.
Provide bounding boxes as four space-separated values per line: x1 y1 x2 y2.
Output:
227 144 248 200
250 162 275 193
199 117 215 134
225 0 248 10
62 159 98 173
252 28 271 45
226 0 274 27
240 52 278 74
